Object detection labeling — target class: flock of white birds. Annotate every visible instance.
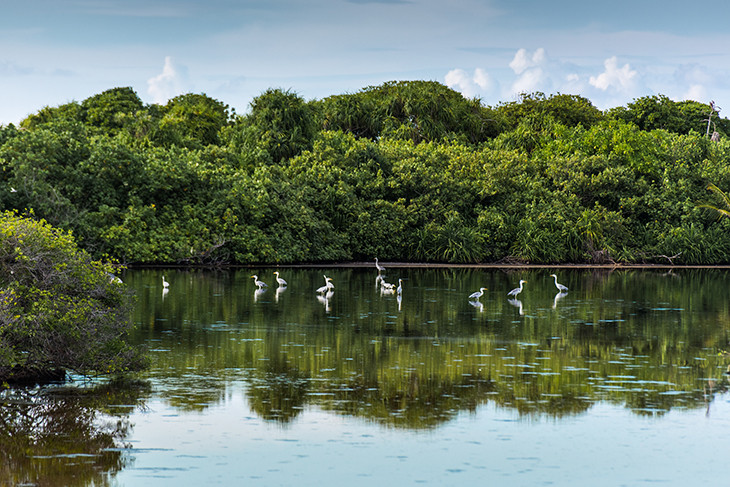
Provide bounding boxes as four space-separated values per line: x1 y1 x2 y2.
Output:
161 263 569 306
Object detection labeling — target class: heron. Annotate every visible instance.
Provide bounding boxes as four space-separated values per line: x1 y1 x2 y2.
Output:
507 280 526 297
396 279 403 295
274 271 287 287
469 287 487 300
549 274 568 292
162 276 170 288
251 275 267 288
316 276 334 294
375 258 385 273
107 272 122 284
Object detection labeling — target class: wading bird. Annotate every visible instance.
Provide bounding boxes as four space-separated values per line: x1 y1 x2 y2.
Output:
507 280 527 298
469 287 487 300
162 276 170 288
316 276 334 294
251 275 267 289
397 279 403 295
375 258 385 273
549 274 568 292
274 271 287 287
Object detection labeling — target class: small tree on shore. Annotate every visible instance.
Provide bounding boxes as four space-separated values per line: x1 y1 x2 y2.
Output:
0 211 147 383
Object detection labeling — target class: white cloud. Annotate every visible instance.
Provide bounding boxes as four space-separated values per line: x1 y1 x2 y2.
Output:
589 56 637 93
508 48 552 97
444 68 495 98
509 48 546 75
147 56 189 104
671 64 715 103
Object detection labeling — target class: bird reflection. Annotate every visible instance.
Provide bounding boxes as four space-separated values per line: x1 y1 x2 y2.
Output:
317 290 334 312
469 299 484 312
254 287 266 302
508 298 524 315
162 287 169 299
375 274 384 289
552 291 568 309
397 293 402 311
380 284 396 295
275 285 286 302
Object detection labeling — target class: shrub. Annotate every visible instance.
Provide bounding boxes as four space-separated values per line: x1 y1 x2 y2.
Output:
0 211 147 383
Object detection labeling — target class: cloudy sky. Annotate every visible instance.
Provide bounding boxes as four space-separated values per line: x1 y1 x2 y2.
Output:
1 0 729 125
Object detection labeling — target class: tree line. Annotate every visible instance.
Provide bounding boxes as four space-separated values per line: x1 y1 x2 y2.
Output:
1 81 730 265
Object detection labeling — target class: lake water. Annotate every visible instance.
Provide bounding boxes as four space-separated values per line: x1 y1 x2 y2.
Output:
3 267 730 486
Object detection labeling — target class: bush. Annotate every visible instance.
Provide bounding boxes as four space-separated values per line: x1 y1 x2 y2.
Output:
0 211 147 383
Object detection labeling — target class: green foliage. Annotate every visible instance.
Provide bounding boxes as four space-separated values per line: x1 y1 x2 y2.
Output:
495 92 603 131
81 87 144 134
607 95 730 137
20 102 84 130
2 82 730 265
316 80 503 144
230 88 315 164
0 211 146 381
155 93 232 148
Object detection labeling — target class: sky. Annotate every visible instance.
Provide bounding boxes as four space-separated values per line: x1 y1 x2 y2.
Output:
2 0 729 125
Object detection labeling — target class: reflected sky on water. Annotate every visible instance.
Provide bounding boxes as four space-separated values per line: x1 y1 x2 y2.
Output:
4 267 730 486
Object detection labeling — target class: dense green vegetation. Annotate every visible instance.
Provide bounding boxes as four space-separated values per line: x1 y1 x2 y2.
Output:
2 82 730 265
0 211 147 382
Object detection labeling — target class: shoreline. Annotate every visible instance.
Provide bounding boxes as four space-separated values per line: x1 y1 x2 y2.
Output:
124 262 730 270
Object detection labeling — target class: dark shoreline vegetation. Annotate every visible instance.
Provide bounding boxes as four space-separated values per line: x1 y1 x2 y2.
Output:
0 212 147 383
1 81 730 267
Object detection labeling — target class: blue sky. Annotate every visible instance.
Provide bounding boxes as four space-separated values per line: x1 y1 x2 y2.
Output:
2 0 729 125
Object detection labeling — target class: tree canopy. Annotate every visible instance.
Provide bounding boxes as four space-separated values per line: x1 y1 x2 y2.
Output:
1 81 729 265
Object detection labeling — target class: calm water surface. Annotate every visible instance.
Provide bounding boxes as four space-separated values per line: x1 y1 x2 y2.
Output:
3 267 730 486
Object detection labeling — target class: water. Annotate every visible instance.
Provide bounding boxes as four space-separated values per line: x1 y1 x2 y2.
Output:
3 267 730 486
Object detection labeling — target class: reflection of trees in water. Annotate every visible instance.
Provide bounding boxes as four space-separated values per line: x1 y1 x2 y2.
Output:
246 366 310 423
0 381 148 487
326 370 496 429
127 268 730 426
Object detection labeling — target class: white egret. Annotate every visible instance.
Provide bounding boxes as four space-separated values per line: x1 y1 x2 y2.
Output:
381 279 396 292
251 275 267 288
375 258 385 273
162 276 170 288
274 271 287 287
507 280 526 297
549 274 568 292
469 287 487 300
396 279 403 295
107 272 122 284
316 276 334 294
